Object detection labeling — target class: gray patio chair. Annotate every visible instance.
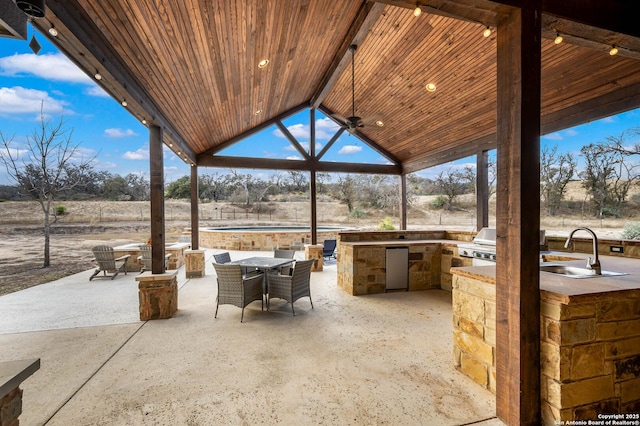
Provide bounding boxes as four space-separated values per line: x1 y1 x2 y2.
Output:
322 239 337 260
213 263 264 322
89 245 130 281
268 259 314 316
137 244 172 273
273 249 295 275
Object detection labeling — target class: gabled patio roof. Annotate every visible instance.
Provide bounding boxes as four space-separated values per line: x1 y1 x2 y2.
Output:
23 0 640 174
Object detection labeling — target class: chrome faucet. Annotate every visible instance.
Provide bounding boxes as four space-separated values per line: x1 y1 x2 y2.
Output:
564 227 601 275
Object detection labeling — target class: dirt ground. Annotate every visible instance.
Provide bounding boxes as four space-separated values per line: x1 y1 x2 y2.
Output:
0 198 632 296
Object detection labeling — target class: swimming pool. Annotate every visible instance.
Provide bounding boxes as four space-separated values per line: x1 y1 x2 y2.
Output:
200 225 347 251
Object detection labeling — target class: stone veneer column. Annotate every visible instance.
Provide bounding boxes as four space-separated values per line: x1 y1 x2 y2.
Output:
305 244 323 272
136 271 178 320
184 249 205 278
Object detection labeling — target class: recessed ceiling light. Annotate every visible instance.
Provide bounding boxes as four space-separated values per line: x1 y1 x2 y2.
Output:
141 119 147 125
554 33 563 45
255 109 262 115
426 83 437 92
376 120 384 127
483 27 491 38
258 59 269 68
94 71 102 80
48 26 58 37
121 100 127 107
609 46 618 56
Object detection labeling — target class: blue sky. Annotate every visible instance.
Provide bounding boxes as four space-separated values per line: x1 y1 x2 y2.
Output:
1 28 639 185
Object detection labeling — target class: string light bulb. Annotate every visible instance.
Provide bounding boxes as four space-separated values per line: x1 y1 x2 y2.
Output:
609 46 618 56
483 26 491 38
94 71 102 80
48 25 58 37
554 33 563 44
413 4 422 17
121 100 127 107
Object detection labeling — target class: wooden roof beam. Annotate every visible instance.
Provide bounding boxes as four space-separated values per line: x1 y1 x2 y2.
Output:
198 155 402 175
310 2 385 108
403 80 640 173
318 105 401 166
44 0 196 163
199 103 309 157
275 121 311 160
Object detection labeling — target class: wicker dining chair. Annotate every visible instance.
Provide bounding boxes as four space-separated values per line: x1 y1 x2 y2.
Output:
213 263 264 322
273 249 295 275
212 251 231 264
268 259 314 316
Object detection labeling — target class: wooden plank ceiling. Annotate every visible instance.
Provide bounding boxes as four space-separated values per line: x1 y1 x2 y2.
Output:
35 0 640 174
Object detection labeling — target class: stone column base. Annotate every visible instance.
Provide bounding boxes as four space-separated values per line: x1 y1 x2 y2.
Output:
305 244 323 272
185 249 205 278
136 271 178 320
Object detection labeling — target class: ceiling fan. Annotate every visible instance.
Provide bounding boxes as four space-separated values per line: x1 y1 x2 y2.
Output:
333 45 366 134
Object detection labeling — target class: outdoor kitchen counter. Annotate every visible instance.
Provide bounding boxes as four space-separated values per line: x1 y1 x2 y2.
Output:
450 253 640 298
450 254 640 423
337 239 468 295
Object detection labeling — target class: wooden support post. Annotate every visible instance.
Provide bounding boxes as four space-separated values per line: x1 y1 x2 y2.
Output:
476 150 489 230
399 174 407 230
310 108 317 245
149 125 166 274
495 6 542 425
190 165 199 250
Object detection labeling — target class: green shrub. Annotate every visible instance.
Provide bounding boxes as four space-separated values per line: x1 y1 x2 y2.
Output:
376 217 395 230
621 222 640 240
430 195 447 209
349 207 366 219
55 205 67 215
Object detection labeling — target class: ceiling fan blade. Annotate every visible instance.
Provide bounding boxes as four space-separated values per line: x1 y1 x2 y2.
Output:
331 113 349 127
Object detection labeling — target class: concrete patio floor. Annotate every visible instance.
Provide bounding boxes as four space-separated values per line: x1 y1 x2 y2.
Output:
0 250 502 425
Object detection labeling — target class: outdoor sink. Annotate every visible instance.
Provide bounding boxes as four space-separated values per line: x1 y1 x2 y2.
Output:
540 264 628 279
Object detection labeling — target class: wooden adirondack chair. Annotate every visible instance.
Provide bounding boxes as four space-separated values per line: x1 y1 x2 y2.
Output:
89 245 130 281
137 244 172 273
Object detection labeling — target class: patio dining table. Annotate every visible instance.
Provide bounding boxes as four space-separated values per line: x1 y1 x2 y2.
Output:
228 257 295 306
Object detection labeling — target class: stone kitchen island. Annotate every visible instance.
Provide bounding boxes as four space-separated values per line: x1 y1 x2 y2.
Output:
336 230 475 295
450 254 640 424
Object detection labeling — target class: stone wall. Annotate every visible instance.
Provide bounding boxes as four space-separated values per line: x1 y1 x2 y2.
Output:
200 228 340 251
452 272 497 392
540 291 640 423
452 271 640 424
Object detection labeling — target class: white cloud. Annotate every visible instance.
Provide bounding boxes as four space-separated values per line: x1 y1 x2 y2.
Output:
564 129 578 137
542 132 563 141
104 128 137 138
122 148 149 160
85 86 109 97
337 145 362 155
273 117 342 141
283 141 322 152
0 53 93 84
286 155 302 160
0 86 68 115
315 117 341 139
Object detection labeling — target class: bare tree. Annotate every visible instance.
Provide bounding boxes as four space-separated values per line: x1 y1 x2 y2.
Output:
0 109 94 267
334 174 357 212
434 168 470 210
579 143 617 218
540 145 576 216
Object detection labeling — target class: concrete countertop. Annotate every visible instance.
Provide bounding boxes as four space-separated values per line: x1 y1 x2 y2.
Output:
339 239 462 247
0 358 40 399
451 253 640 302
